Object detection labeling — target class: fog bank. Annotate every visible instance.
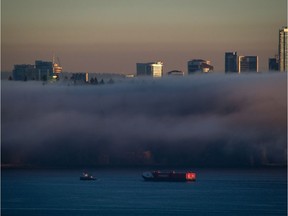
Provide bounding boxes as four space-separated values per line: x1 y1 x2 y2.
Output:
1 73 287 168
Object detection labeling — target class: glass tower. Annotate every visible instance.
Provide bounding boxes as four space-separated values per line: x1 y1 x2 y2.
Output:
225 52 238 73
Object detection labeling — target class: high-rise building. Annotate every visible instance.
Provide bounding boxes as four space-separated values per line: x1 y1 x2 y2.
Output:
13 64 36 80
13 59 61 81
187 59 213 74
225 52 238 72
269 56 279 71
279 26 288 72
136 61 163 77
35 60 53 79
238 56 258 72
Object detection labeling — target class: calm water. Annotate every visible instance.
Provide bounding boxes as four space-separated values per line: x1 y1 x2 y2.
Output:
1 169 287 216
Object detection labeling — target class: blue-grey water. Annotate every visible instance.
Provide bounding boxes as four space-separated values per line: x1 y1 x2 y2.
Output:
1 169 287 216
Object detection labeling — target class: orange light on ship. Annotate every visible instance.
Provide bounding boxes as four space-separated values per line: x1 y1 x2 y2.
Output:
186 172 196 181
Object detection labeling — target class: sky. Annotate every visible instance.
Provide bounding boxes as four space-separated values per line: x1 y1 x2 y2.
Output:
1 0 287 73
1 73 287 167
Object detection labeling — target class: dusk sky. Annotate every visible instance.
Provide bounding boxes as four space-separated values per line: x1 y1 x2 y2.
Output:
2 0 287 73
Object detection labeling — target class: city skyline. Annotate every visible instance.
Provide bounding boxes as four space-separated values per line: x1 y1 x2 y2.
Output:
2 0 287 73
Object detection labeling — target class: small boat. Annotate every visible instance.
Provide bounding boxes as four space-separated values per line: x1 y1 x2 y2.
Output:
142 171 196 182
80 172 96 181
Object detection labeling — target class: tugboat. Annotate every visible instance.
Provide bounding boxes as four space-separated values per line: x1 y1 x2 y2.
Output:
142 171 196 182
80 172 96 181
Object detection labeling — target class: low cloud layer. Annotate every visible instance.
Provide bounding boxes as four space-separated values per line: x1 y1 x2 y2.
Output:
1 73 287 168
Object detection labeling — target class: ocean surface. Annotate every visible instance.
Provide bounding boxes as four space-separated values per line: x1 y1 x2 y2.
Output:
1 168 287 216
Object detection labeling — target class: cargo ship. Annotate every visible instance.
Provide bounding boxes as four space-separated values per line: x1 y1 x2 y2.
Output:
142 171 196 182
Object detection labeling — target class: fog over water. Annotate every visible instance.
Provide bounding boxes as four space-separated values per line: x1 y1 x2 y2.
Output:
1 73 287 168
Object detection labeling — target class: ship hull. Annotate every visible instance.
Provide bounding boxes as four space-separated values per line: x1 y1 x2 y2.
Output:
80 177 96 180
142 171 196 182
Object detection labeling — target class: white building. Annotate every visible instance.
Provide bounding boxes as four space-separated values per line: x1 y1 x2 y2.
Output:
136 61 163 77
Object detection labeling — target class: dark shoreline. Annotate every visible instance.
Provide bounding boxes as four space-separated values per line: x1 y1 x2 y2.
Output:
2 163 287 171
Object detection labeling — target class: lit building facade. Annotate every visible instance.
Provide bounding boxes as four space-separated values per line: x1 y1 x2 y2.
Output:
136 61 163 77
187 59 213 74
238 56 258 72
52 56 63 77
279 26 288 72
225 52 238 73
